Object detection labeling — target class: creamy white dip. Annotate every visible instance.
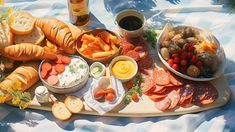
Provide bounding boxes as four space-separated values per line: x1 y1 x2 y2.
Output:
58 58 88 87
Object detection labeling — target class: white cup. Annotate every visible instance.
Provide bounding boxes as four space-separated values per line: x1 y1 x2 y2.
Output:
115 9 146 38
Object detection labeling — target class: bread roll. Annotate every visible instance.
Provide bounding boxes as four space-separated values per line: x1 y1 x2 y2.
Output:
64 96 83 114
9 11 35 35
52 102 72 121
0 20 13 48
14 26 45 45
35 18 76 53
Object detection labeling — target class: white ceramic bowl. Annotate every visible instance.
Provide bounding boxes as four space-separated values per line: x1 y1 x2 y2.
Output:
109 56 138 82
39 55 89 94
157 23 226 81
90 62 106 78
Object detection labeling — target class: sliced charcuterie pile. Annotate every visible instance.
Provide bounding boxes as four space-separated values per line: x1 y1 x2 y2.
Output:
141 67 219 111
120 37 153 70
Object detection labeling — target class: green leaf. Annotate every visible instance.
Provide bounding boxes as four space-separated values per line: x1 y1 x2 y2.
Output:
143 28 158 49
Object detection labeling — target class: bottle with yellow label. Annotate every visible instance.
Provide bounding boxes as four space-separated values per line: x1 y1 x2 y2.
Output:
67 0 90 26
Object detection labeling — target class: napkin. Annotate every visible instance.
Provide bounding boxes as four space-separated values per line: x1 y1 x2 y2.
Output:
83 76 125 115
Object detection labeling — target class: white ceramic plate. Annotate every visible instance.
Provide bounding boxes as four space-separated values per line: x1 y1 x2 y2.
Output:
157 23 226 81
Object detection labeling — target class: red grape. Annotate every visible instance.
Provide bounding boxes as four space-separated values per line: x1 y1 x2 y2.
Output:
172 54 179 58
188 46 195 52
180 59 187 66
187 52 193 59
191 55 198 64
174 57 180 64
167 59 174 66
172 64 179 71
181 52 188 59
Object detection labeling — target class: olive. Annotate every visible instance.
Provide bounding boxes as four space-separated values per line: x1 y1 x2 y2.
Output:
160 48 170 60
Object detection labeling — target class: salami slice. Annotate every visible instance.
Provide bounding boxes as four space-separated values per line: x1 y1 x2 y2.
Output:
138 55 153 70
126 50 141 61
155 97 171 111
153 85 165 93
192 82 218 105
153 67 170 86
149 94 167 102
142 77 155 95
167 71 183 86
168 90 180 110
121 42 134 55
180 97 193 107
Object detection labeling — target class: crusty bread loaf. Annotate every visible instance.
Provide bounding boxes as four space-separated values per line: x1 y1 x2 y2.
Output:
0 62 39 102
67 24 83 40
52 102 72 121
0 20 13 48
1 43 57 61
35 18 76 53
64 96 83 114
14 26 45 45
9 11 35 35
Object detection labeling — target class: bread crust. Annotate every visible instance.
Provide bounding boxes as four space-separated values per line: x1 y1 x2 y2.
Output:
1 43 57 61
64 96 83 114
0 20 13 47
9 11 35 35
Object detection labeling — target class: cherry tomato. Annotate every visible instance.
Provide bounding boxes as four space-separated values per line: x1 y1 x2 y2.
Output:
131 92 139 102
105 88 115 94
125 81 134 89
94 89 106 100
167 59 174 67
105 93 116 102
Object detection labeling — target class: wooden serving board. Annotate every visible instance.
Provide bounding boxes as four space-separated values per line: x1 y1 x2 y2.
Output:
6 57 232 117
5 25 232 117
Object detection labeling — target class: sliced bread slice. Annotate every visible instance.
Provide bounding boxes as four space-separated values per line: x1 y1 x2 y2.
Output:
0 20 13 47
64 96 83 114
14 26 45 45
52 102 72 121
9 11 35 35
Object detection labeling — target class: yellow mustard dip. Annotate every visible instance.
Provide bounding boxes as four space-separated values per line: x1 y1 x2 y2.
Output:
112 60 135 79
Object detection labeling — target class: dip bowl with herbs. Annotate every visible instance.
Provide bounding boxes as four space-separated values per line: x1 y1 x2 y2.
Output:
39 55 89 94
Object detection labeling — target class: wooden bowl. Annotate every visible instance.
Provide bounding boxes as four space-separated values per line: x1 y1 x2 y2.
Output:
76 29 121 64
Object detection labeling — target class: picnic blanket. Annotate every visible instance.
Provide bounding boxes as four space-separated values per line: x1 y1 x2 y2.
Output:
1 0 235 131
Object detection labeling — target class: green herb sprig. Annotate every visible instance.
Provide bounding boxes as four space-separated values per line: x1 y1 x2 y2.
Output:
143 28 158 49
124 75 143 104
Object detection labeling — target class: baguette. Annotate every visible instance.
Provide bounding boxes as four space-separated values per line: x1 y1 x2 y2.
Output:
52 102 72 121
35 18 76 53
9 11 35 35
64 96 83 114
0 62 39 102
14 26 45 45
0 20 13 48
1 43 57 61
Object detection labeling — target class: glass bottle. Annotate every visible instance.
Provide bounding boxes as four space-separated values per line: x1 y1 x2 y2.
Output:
67 0 90 26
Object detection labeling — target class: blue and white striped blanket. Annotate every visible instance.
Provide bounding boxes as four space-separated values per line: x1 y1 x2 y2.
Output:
1 0 235 131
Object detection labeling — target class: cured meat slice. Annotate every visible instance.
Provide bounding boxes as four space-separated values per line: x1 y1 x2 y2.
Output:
192 82 218 105
180 97 193 107
179 84 194 104
149 94 167 102
167 71 183 86
168 90 180 110
153 85 165 93
155 97 171 111
125 50 141 61
142 77 155 95
138 55 153 70
121 42 134 55
153 67 170 86
134 46 147 59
